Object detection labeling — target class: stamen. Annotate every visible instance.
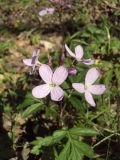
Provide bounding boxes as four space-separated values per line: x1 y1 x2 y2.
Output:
85 85 88 90
49 83 56 87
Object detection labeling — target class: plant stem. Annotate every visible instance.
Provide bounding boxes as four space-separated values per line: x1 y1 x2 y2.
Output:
92 133 115 148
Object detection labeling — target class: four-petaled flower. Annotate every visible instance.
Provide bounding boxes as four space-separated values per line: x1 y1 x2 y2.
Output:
23 48 40 73
72 68 106 107
32 64 68 101
65 44 94 65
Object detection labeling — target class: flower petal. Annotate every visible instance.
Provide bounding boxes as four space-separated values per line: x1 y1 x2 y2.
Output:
46 7 55 14
39 9 47 16
72 83 85 93
23 59 33 66
50 86 64 101
39 64 53 83
75 45 83 61
85 68 100 85
52 66 68 85
82 59 94 65
65 44 75 58
32 84 51 98
31 50 39 65
89 84 106 95
85 91 96 107
32 48 40 57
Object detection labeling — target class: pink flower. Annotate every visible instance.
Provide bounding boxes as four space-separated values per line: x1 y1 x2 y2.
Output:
32 64 68 101
72 68 106 107
39 7 55 16
65 44 94 65
46 7 55 14
39 9 47 16
23 49 40 72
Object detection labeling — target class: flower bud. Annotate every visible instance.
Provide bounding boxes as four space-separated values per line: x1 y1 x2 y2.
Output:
60 52 65 64
68 67 77 76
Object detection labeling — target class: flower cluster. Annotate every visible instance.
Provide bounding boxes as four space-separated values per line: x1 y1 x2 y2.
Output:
23 45 106 107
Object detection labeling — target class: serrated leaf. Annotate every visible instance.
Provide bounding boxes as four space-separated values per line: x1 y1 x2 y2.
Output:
70 143 83 160
41 136 53 146
53 130 66 140
22 103 43 118
31 136 53 155
31 137 43 145
73 140 94 158
31 130 66 155
31 146 41 155
69 127 98 137
17 93 39 109
58 141 71 160
41 130 66 146
69 96 84 111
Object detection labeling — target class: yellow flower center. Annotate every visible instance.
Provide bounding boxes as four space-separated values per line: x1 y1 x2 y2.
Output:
85 85 89 90
95 59 100 64
49 83 56 87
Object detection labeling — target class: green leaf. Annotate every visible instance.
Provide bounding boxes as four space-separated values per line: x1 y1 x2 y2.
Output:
53 130 67 142
22 103 43 118
0 40 14 54
31 136 53 155
104 70 113 86
58 141 71 160
73 140 94 158
31 130 66 155
58 139 83 160
115 68 120 92
70 142 83 160
41 136 53 146
69 96 85 112
31 137 43 146
39 130 66 146
17 93 39 109
45 104 58 118
69 127 98 137
31 146 41 155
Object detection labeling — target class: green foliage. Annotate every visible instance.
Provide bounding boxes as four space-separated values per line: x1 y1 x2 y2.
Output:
0 41 14 56
17 93 40 110
0 0 119 159
31 130 67 155
31 127 97 159
29 34 41 45
57 141 71 160
22 102 44 118
69 127 98 137
19 0 34 7
68 96 86 112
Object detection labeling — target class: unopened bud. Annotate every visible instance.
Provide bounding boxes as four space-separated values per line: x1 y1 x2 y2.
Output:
68 67 77 76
